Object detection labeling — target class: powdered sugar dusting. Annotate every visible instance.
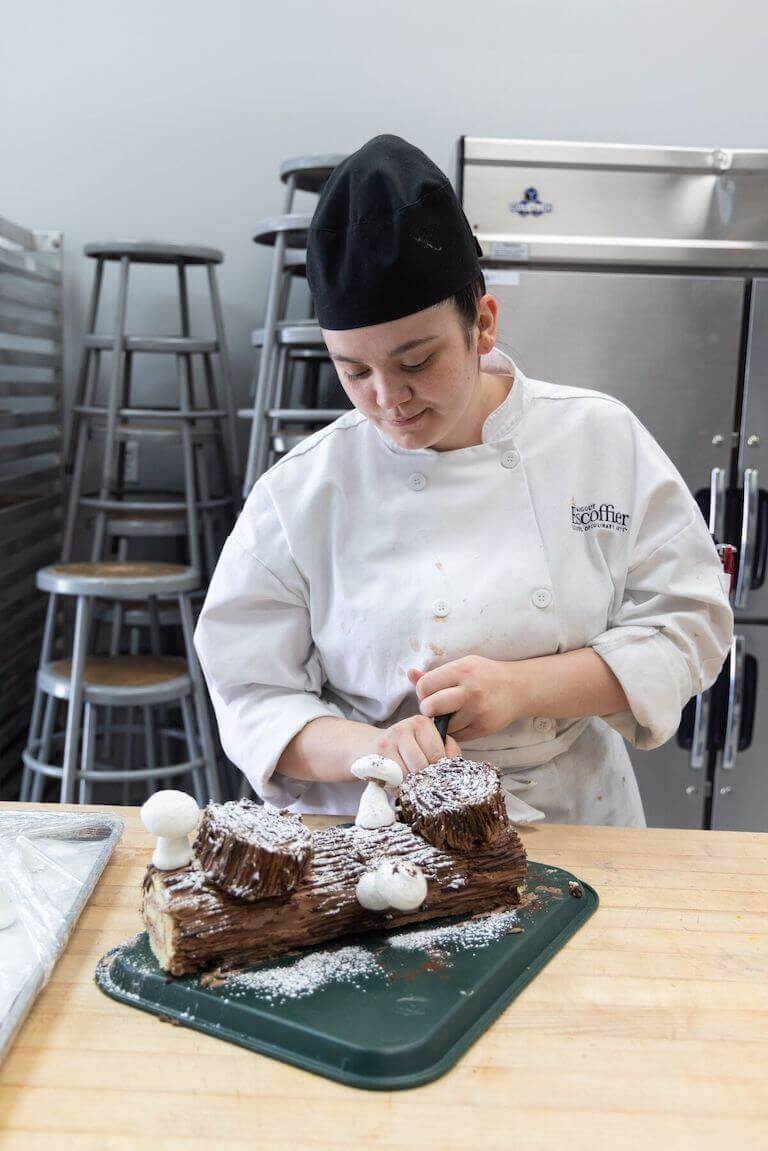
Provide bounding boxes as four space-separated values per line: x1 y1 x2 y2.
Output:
222 945 382 1003
387 909 520 954
398 757 500 815
201 800 311 855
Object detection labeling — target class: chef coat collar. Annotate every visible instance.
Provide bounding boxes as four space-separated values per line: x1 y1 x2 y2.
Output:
373 345 526 457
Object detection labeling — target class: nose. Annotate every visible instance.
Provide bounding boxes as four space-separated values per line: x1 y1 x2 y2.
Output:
372 375 413 411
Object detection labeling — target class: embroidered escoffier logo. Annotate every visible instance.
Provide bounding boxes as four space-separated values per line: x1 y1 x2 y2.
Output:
571 502 631 533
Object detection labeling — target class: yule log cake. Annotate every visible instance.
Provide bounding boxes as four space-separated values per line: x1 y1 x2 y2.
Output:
141 757 528 977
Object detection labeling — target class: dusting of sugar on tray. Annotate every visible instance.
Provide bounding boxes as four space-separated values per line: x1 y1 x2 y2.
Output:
220 945 383 1003
387 909 521 954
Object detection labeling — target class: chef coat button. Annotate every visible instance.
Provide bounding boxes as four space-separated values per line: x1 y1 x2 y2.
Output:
408 472 427 491
501 449 520 470
432 598 450 618
532 587 553 609
533 716 554 734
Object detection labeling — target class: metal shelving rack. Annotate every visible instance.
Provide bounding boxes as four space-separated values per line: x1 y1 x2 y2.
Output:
0 216 63 791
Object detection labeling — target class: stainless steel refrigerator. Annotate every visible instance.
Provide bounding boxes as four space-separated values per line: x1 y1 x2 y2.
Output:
457 137 768 831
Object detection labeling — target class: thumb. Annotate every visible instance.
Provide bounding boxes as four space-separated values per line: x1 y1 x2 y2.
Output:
445 735 462 758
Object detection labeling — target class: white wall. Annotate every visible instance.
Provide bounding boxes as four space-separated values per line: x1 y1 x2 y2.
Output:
2 0 766 414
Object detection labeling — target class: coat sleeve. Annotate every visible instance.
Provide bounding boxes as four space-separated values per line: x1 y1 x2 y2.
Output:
193 481 346 806
586 416 734 751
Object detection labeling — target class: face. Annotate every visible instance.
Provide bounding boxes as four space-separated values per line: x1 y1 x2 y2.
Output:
322 295 499 451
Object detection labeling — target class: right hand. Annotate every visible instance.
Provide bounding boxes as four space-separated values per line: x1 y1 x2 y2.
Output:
367 714 462 776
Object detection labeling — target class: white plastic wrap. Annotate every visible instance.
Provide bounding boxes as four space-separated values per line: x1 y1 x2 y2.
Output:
0 810 123 1060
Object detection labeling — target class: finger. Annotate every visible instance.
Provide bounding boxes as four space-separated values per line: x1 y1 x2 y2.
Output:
418 686 464 721
413 658 464 700
412 714 451 764
445 735 462 758
397 728 432 775
406 668 424 686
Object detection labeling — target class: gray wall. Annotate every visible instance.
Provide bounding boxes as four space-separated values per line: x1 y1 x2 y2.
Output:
2 0 766 426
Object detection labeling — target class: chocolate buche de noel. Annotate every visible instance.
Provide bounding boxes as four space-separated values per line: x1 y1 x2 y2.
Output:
141 757 528 977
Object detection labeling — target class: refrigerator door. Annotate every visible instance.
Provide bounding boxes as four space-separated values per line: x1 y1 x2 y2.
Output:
734 278 768 616
711 626 765 831
489 269 743 492
490 269 745 828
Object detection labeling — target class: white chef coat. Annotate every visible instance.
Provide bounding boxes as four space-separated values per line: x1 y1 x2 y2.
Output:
194 347 734 826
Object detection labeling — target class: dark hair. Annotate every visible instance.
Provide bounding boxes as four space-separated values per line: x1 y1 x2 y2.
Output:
451 273 487 348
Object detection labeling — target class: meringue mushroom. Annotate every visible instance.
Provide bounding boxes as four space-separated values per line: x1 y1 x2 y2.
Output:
374 859 428 911
140 790 200 870
350 754 404 829
355 870 390 911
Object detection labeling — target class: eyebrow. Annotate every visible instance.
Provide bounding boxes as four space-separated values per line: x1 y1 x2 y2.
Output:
327 335 440 365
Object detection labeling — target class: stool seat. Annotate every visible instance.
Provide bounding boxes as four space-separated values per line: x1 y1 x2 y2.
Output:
251 323 324 348
37 561 200 598
106 508 187 537
48 655 188 688
84 334 218 355
75 404 227 422
80 491 230 514
252 214 312 249
84 241 223 265
111 422 217 443
279 154 346 194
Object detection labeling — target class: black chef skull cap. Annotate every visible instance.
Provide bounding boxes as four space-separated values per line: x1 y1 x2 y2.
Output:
306 133 484 331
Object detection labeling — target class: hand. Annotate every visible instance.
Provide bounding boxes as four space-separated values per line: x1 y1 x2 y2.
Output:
367 714 462 776
408 655 524 743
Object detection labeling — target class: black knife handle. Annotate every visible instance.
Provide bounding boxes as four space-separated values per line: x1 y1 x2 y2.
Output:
434 713 453 743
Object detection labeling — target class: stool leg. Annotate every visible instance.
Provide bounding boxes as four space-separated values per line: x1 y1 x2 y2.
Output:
178 592 222 802
243 229 287 496
61 595 90 803
202 351 237 514
175 353 202 574
20 684 46 801
147 596 171 766
64 258 104 470
61 347 101 562
206 263 241 491
142 705 158 795
193 442 217 580
92 256 131 561
180 693 206 805
30 694 57 803
121 625 140 800
78 702 97 805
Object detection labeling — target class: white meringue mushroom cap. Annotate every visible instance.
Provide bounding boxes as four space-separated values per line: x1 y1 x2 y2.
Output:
350 755 404 787
374 860 428 911
355 871 390 911
141 790 200 837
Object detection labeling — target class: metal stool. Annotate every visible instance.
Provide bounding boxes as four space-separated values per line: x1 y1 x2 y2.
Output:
239 324 349 476
63 242 239 577
279 153 346 212
20 562 222 805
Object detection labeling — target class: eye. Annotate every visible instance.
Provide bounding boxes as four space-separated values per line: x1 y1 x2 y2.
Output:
345 368 370 381
403 355 433 373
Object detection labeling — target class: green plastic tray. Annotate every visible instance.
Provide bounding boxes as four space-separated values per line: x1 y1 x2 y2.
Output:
96 859 597 1090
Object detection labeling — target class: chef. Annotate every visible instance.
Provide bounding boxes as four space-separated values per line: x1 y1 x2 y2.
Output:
194 133 734 826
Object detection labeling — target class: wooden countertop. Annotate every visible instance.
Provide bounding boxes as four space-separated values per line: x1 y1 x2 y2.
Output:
1 802 767 1150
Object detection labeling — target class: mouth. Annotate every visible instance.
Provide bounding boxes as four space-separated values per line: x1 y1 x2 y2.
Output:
388 408 428 428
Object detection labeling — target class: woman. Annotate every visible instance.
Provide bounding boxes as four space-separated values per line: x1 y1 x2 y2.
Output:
194 134 733 826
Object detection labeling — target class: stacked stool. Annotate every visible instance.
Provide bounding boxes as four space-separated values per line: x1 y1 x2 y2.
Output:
63 242 240 575
21 242 235 804
241 155 351 494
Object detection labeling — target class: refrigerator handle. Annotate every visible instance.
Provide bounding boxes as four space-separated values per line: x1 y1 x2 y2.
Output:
722 635 746 772
689 688 711 770
734 469 759 609
708 466 727 541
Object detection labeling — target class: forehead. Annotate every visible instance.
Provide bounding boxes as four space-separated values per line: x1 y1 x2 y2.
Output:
323 302 455 364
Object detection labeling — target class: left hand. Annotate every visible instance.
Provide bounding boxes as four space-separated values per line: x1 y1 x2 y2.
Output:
407 655 527 743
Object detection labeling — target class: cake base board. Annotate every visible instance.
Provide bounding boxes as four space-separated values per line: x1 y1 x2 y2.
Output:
95 860 597 1091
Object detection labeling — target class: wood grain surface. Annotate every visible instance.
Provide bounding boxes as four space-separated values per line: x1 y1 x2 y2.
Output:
1 801 767 1151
